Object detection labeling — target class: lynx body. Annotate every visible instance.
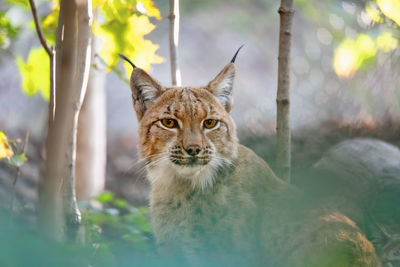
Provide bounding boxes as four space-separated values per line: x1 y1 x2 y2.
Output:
125 56 380 266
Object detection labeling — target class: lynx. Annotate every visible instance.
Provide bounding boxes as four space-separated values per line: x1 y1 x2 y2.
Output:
121 51 380 266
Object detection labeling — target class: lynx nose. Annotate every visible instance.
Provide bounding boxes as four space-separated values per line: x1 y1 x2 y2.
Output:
185 144 201 156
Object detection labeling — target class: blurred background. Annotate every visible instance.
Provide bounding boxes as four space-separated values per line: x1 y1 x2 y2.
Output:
0 0 399 222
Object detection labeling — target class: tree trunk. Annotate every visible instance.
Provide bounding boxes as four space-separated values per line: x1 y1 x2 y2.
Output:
76 34 106 201
276 0 294 183
169 0 181 86
39 0 92 241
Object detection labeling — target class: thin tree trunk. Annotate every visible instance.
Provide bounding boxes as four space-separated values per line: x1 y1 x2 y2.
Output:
76 33 106 201
39 0 92 241
276 0 294 183
168 0 181 86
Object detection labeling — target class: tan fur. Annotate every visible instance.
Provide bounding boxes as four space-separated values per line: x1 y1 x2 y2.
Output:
128 62 380 266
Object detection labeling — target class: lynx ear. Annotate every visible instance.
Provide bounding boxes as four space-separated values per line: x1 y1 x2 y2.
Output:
130 68 164 120
207 63 235 112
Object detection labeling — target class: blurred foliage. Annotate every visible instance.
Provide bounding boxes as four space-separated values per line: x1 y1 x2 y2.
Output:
0 190 160 267
11 0 163 100
0 12 19 48
0 208 160 267
81 191 155 252
333 0 400 78
333 32 398 78
0 131 27 167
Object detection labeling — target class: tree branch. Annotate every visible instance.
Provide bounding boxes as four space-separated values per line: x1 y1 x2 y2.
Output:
28 0 52 56
276 0 294 183
169 0 181 86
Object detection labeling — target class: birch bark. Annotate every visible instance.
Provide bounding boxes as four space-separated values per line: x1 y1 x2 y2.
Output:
38 0 92 241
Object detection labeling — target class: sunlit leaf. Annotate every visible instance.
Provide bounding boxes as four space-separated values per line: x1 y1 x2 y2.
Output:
16 47 50 100
357 34 376 58
136 0 162 20
365 3 384 23
376 32 398 52
101 0 136 22
333 34 376 78
40 4 59 46
377 0 400 26
0 131 14 159
94 14 163 74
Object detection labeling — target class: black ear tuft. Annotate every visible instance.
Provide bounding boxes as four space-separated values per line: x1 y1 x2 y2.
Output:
230 45 244 63
119 54 136 68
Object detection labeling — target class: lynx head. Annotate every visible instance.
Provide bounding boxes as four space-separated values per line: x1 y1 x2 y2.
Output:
126 48 242 189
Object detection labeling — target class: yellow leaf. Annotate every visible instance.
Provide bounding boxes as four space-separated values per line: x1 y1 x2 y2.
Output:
377 0 400 26
40 4 59 45
94 14 163 74
136 0 162 20
376 32 399 52
0 131 13 159
16 47 50 100
127 40 163 76
365 3 384 23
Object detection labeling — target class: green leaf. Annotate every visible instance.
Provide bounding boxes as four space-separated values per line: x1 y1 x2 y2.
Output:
16 47 50 100
114 199 128 208
97 191 114 203
8 153 26 167
101 0 136 22
40 4 59 46
0 12 20 46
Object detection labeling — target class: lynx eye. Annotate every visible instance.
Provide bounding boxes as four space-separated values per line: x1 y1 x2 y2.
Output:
161 118 178 129
203 119 219 129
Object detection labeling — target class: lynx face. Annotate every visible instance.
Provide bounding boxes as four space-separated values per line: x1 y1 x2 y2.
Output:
129 63 238 189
